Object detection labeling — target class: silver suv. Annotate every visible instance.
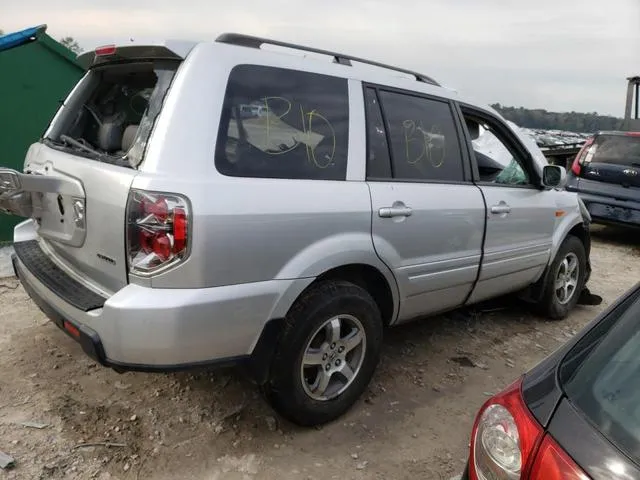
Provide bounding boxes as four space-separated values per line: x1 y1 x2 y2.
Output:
0 33 594 426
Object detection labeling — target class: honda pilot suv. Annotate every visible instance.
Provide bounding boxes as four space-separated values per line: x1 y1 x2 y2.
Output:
567 131 640 227
0 33 594 426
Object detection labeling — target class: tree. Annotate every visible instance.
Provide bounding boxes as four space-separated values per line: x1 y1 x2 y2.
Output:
490 104 622 133
60 36 83 55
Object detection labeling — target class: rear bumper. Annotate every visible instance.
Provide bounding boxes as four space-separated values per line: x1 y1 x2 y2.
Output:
12 242 311 371
575 192 640 227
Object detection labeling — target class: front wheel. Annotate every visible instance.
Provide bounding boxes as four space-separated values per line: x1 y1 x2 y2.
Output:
537 235 587 320
264 280 383 426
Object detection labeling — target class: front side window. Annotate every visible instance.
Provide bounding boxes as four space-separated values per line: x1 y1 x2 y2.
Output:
378 91 464 182
462 112 531 186
215 65 349 180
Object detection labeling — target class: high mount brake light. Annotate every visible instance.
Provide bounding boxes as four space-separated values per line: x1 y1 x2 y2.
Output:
126 190 190 275
95 45 117 56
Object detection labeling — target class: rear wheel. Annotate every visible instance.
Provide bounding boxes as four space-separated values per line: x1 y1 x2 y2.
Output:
264 280 383 426
538 235 586 320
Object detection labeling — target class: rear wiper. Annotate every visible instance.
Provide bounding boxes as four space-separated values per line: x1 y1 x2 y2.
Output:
60 135 103 158
47 135 130 168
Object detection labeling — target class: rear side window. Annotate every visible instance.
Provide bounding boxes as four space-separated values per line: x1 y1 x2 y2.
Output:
215 65 349 180
378 91 464 182
589 134 640 166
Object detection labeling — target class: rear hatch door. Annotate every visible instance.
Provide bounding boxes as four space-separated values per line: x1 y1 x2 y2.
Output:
577 133 640 202
1 45 185 293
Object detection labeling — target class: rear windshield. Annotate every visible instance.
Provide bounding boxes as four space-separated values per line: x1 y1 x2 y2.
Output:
562 287 640 462
588 134 640 166
43 61 179 168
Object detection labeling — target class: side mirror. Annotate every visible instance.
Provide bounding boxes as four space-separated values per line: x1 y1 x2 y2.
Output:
542 165 566 189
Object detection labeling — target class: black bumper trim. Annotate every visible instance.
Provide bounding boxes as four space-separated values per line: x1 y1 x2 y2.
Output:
13 241 106 312
13 254 248 374
14 254 107 365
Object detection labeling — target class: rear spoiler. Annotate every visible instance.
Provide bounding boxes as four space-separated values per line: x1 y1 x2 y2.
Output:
77 40 196 69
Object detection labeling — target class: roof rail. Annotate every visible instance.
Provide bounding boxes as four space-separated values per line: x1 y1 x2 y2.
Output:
216 32 440 86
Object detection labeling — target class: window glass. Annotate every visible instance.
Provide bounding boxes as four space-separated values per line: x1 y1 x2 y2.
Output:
378 91 464 182
364 88 391 179
215 65 349 180
590 134 640 166
463 115 531 185
563 290 640 463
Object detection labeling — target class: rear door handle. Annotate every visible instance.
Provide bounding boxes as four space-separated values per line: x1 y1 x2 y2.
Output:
490 203 512 215
379 206 413 218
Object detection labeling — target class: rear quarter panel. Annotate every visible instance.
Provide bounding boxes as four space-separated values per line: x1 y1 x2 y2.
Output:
132 45 397 312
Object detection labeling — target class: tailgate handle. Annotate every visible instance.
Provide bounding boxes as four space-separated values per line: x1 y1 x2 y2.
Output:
0 168 84 197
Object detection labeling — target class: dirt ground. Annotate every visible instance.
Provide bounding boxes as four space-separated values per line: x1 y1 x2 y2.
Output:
0 225 638 480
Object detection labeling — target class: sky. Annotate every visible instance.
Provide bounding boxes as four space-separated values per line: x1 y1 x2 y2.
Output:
3 0 639 116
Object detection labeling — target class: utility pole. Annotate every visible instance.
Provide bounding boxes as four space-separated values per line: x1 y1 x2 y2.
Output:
622 76 640 131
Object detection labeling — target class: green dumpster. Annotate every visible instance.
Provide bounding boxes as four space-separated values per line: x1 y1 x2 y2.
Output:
0 25 84 243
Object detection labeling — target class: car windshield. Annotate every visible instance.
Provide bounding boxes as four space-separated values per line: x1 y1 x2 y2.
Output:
589 134 640 166
563 287 640 462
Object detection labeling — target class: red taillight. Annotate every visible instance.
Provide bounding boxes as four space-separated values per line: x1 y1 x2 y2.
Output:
571 137 595 176
529 435 589 480
126 190 190 275
625 132 640 137
469 378 543 480
173 207 187 252
95 44 116 56
142 196 169 221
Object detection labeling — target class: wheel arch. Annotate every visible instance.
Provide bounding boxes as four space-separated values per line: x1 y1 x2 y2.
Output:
247 261 399 385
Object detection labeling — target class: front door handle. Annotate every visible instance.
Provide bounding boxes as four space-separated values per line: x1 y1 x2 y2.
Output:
490 203 512 215
379 206 413 218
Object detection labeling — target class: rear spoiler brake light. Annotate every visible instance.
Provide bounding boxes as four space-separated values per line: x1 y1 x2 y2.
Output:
77 41 195 69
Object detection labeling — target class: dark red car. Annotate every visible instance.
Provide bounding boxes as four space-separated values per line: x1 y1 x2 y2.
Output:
462 282 640 479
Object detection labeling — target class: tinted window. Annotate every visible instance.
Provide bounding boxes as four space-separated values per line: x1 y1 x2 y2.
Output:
590 134 640 166
564 289 640 462
379 91 463 182
215 65 349 180
364 88 391 179
462 113 531 186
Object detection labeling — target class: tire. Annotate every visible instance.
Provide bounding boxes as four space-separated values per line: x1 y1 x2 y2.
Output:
537 235 587 320
263 280 383 426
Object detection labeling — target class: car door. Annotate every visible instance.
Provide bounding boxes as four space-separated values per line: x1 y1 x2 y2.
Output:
364 86 485 323
457 105 556 304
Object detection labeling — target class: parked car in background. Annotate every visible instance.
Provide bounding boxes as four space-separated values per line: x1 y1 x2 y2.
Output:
0 33 595 426
567 131 640 227
462 282 640 479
